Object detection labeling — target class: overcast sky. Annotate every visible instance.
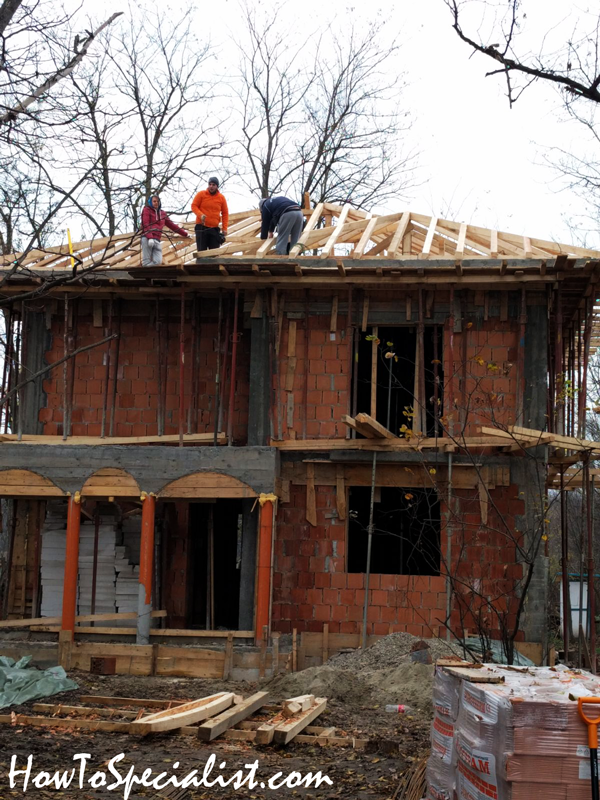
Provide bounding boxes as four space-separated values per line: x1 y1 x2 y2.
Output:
87 0 595 246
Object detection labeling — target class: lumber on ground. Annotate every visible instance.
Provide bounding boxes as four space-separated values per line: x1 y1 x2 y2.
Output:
129 692 235 734
33 703 138 719
79 695 187 709
273 698 328 744
197 691 269 741
282 694 314 718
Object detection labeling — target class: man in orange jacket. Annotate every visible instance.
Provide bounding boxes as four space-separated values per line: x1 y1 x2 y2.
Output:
191 177 229 252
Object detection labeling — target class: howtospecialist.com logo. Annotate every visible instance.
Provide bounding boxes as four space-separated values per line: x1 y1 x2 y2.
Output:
8 753 334 798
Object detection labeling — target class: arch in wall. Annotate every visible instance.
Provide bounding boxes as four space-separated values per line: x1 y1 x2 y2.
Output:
158 471 258 499
81 468 141 498
0 469 65 497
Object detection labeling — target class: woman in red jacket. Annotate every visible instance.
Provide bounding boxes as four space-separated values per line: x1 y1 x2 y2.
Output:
140 196 190 266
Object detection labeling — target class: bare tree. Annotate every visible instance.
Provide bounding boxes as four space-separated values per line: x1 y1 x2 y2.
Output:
234 9 416 207
0 0 121 130
443 1 600 109
234 4 316 199
298 25 416 208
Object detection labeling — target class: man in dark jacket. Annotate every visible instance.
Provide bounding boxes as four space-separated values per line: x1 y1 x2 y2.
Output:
259 196 304 255
140 195 190 266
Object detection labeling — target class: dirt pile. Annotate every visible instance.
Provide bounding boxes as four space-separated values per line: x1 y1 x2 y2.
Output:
265 632 463 710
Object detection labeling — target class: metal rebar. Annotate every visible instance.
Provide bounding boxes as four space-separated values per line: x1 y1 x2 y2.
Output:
362 452 377 650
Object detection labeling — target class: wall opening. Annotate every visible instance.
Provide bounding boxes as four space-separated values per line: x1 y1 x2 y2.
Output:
187 500 243 629
347 486 441 575
355 325 444 436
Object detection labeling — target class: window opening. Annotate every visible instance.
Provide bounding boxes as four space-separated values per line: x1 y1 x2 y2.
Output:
354 325 443 437
347 486 440 575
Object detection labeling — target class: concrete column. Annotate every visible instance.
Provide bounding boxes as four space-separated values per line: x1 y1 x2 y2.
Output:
60 493 81 640
238 499 258 630
255 499 274 644
137 493 156 645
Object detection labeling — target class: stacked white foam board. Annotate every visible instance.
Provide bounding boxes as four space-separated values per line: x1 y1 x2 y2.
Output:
40 502 68 618
77 515 117 621
113 514 141 624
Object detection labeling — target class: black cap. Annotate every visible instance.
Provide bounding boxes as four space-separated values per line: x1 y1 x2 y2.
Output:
208 177 219 187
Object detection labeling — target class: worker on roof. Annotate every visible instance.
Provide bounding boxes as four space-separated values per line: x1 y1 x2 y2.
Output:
259 196 304 256
191 177 229 252
140 195 190 266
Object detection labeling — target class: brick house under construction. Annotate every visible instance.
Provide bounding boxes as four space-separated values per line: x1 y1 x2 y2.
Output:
0 202 597 674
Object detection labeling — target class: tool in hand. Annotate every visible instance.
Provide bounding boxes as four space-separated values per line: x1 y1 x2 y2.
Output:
578 697 600 800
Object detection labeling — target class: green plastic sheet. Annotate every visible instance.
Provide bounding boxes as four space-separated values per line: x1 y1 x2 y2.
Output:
0 655 78 709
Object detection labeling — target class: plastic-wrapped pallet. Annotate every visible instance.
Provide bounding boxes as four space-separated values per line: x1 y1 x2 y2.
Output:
427 663 600 800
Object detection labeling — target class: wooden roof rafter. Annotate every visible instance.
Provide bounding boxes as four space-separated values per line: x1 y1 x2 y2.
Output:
4 203 600 274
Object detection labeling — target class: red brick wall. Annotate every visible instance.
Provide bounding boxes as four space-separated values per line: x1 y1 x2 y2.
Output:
445 317 519 436
40 298 250 442
272 481 526 640
275 307 351 439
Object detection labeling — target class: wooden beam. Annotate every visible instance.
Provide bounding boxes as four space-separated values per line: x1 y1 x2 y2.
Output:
321 204 352 257
355 413 398 439
79 695 187 709
388 213 411 258
0 610 166 629
330 295 338 332
0 432 226 446
129 692 235 734
273 698 328 744
289 202 325 256
197 691 269 742
353 217 378 258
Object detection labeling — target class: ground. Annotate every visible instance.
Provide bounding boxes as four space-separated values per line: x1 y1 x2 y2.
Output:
0 672 431 800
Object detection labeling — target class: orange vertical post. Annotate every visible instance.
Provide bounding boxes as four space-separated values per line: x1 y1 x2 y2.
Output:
255 498 274 644
60 493 81 639
137 492 156 644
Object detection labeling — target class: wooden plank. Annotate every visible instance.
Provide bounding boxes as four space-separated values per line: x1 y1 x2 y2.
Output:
79 695 187 709
255 719 277 745
0 610 166 629
272 632 280 676
287 319 297 358
322 624 329 664
0 432 226 446
292 629 297 673
283 694 315 718
443 666 504 683
353 217 378 258
259 625 268 678
321 204 352 257
273 698 328 744
370 326 378 417
330 295 338 332
306 462 317 526
33 703 138 719
129 692 234 734
361 295 369 332
197 691 269 741
336 465 346 521
223 632 233 679
289 202 324 256
355 413 398 439
420 217 439 257
388 212 411 258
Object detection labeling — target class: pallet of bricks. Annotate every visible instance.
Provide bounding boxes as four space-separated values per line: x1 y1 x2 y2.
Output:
427 659 600 800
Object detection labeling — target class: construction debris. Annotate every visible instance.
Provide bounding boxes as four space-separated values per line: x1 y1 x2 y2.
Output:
0 691 360 747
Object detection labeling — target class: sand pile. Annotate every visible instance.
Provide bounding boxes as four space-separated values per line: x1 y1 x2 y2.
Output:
266 632 463 709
